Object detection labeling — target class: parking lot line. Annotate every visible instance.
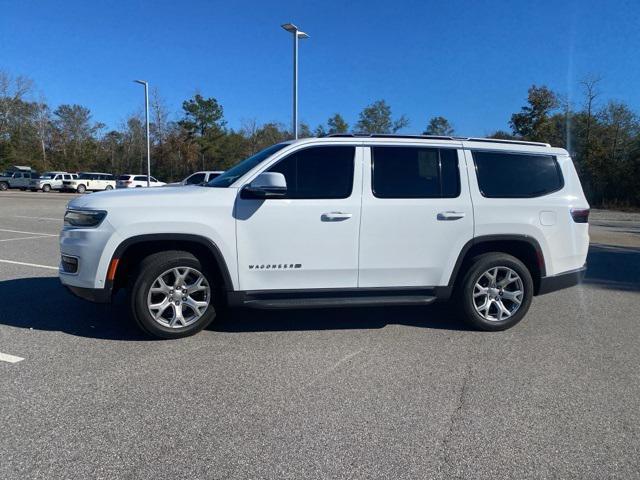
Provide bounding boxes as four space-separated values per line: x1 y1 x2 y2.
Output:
0 259 58 270
0 352 24 364
0 235 55 243
12 215 61 221
0 228 57 237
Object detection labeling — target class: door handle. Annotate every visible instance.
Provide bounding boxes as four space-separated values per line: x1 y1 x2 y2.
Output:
321 212 353 221
437 211 466 221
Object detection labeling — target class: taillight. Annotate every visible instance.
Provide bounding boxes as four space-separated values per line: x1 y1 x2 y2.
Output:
124 181 132 185
570 208 590 223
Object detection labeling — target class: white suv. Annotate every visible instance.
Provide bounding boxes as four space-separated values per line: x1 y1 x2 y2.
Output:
63 172 116 193
59 135 589 339
116 174 166 188
166 171 224 187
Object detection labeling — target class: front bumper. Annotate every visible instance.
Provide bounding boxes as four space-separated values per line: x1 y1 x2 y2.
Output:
65 285 112 303
537 265 586 295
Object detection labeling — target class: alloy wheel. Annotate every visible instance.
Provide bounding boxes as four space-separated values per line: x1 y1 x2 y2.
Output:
472 266 524 322
146 267 211 328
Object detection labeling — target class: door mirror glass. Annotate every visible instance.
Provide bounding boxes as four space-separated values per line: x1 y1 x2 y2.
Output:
241 172 287 199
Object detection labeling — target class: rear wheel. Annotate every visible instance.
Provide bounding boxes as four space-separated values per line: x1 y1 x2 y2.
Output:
76 184 86 193
129 251 217 339
458 253 533 331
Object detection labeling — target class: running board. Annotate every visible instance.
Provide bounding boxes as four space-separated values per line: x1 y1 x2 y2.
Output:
241 295 438 309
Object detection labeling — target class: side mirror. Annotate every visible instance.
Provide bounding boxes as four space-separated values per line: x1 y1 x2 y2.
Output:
241 172 287 199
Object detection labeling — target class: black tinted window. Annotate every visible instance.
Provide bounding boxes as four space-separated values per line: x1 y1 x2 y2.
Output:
268 146 355 199
186 173 206 185
472 151 563 198
372 147 460 198
134 176 147 181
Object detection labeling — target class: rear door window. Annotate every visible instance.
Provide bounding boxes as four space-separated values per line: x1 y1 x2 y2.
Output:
371 147 460 198
472 151 564 198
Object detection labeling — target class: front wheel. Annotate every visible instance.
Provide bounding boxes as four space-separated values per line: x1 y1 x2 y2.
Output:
0 182 7 191
129 251 217 339
458 253 533 331
105 185 113 190
42 184 51 192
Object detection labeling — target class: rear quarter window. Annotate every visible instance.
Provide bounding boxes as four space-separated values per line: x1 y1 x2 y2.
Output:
472 151 564 198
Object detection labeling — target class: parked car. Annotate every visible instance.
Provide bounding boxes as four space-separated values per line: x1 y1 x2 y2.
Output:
165 171 224 187
62 172 116 193
0 168 39 191
116 174 166 188
59 135 589 339
30 171 71 192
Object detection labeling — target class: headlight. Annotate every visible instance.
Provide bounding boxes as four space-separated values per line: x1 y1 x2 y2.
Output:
64 209 107 227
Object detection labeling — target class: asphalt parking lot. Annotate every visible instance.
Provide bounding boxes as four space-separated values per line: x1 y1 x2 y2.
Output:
1 190 639 480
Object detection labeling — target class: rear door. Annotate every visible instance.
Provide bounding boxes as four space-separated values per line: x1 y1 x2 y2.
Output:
358 144 474 287
236 144 363 291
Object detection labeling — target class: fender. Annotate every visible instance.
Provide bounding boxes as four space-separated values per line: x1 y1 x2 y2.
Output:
108 233 234 293
445 234 546 290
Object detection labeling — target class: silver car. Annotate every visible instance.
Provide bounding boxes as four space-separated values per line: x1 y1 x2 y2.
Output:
30 172 75 192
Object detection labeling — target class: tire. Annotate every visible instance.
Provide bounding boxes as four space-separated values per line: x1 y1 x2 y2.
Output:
76 184 86 193
42 184 51 192
129 251 217 339
457 253 534 331
105 185 113 191
0 182 7 191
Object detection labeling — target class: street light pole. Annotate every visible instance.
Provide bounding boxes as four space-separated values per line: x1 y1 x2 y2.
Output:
134 80 151 187
281 23 309 139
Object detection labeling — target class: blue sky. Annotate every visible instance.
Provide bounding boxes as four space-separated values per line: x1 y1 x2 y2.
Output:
1 0 638 136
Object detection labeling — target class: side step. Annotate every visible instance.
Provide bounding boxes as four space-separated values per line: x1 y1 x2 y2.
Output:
242 295 437 309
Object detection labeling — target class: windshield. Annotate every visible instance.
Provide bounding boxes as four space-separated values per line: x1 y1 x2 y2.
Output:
207 143 289 188
39 173 55 179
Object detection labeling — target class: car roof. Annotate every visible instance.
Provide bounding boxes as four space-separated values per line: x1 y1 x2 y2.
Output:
289 134 568 156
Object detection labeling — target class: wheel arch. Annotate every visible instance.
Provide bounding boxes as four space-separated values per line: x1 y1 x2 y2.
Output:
108 234 234 297
447 235 546 296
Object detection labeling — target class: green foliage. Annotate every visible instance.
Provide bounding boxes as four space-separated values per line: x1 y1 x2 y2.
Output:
423 116 454 136
509 85 559 142
356 100 409 134
327 113 348 134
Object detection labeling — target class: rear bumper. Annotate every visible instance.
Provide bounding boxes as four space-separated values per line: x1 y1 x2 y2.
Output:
537 265 586 295
65 285 112 303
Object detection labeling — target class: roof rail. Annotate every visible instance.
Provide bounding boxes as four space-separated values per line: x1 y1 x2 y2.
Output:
324 133 459 141
465 137 550 147
322 133 550 147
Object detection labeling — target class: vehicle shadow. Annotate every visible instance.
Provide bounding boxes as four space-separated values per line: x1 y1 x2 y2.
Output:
0 276 471 339
211 302 471 333
583 243 640 292
1 243 636 339
0 277 146 341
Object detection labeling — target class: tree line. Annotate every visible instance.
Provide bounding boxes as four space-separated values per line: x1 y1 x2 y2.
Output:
1 70 638 207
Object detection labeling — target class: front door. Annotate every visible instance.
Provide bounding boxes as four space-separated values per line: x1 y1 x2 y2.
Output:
236 144 362 291
358 144 474 288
